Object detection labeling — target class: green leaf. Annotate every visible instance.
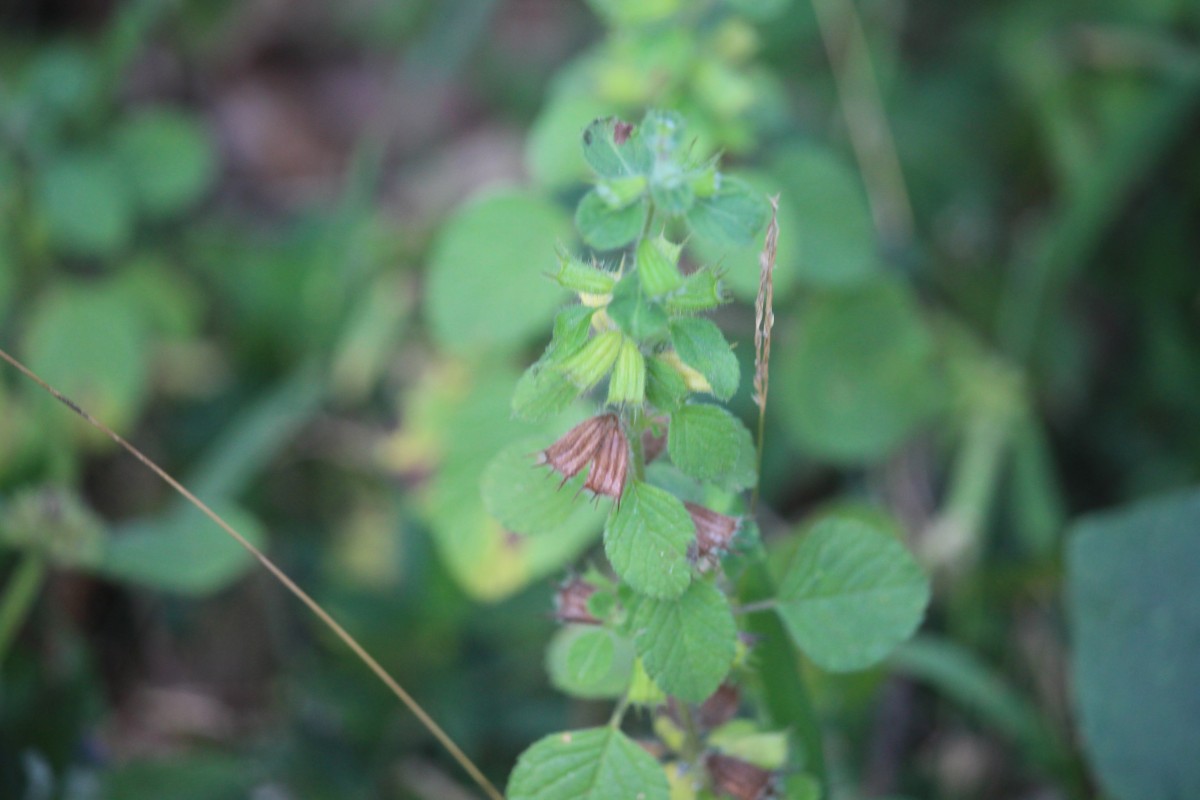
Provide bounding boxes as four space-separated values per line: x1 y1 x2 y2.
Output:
775 517 930 672
98 506 265 595
774 280 941 464
581 117 653 178
513 366 582 421
424 368 600 601
685 176 769 247
508 727 669 800
22 283 150 435
526 94 618 189
576 190 648 251
607 274 668 342
426 190 573 353
546 625 634 699
649 172 695 215
482 439 609 537
669 318 739 401
1067 490 1200 800
667 404 756 489
112 110 216 218
511 367 580 422
604 481 693 599
35 151 134 257
684 170 797 303
645 355 689 412
628 580 736 702
774 145 879 286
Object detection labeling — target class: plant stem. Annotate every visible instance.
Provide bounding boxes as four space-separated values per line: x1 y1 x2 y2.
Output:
608 694 631 729
733 598 778 616
0 553 46 667
810 0 913 248
739 555 827 789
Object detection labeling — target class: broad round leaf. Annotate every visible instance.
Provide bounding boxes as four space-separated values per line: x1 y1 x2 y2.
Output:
1067 490 1200 800
34 152 134 257
546 625 634 699
685 176 769 247
775 517 929 672
22 284 150 435
773 145 879 286
774 280 941 464
508 727 669 800
604 481 693 598
526 93 618 189
426 191 573 353
667 404 756 489
481 439 609 537
628 580 736 702
112 109 216 218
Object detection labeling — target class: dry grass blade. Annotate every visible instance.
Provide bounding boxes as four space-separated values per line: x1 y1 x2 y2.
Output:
0 346 506 800
752 195 780 513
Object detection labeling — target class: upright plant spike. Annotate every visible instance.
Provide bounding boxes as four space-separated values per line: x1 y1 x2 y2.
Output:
0 346 508 800
504 110 929 798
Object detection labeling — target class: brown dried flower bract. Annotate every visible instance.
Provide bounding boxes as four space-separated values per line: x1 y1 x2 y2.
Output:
705 753 778 800
685 502 741 570
536 413 629 501
554 575 600 625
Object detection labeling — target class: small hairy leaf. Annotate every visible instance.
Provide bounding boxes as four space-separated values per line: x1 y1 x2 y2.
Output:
628 580 736 702
577 190 649 251
508 727 669 800
775 517 929 672
512 367 580 421
645 355 689 411
669 318 739 400
581 117 653 178
685 176 769 247
667 404 756 489
604 481 693 599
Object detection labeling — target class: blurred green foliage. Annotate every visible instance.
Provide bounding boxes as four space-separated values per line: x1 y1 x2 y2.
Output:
0 0 1198 798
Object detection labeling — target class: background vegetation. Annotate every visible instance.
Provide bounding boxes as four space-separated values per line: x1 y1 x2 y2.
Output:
1 0 1198 798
